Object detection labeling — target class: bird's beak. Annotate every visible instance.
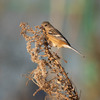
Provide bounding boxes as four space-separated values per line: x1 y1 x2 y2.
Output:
40 25 44 29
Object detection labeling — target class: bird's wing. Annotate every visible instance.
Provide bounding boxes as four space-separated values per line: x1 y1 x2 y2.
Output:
48 28 71 46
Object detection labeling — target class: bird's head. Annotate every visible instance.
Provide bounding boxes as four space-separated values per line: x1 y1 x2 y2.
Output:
40 21 53 30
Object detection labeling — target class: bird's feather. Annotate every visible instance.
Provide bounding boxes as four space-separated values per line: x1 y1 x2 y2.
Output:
48 28 71 46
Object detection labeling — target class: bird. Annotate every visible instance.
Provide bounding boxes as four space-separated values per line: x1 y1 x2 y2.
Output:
41 21 84 57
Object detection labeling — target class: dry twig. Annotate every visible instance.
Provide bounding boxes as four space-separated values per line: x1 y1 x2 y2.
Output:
20 22 79 100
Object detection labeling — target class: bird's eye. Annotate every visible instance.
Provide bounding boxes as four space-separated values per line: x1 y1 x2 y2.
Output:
45 24 47 26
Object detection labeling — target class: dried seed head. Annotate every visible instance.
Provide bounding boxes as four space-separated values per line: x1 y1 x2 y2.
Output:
20 22 79 100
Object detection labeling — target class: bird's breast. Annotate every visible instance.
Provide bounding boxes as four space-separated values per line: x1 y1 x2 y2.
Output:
46 34 68 48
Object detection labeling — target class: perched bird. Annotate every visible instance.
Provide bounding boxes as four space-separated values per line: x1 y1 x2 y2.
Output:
41 21 84 57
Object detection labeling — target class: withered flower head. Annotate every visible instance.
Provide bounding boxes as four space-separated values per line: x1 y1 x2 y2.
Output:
20 22 79 100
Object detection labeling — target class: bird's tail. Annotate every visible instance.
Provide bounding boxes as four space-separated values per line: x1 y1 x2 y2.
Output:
63 45 85 58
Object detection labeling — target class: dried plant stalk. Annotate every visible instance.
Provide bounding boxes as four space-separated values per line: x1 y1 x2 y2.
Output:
20 22 79 100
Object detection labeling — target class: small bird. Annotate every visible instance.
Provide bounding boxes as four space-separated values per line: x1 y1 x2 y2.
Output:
41 21 84 57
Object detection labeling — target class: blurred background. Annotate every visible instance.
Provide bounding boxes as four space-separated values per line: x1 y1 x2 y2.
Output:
0 0 100 100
